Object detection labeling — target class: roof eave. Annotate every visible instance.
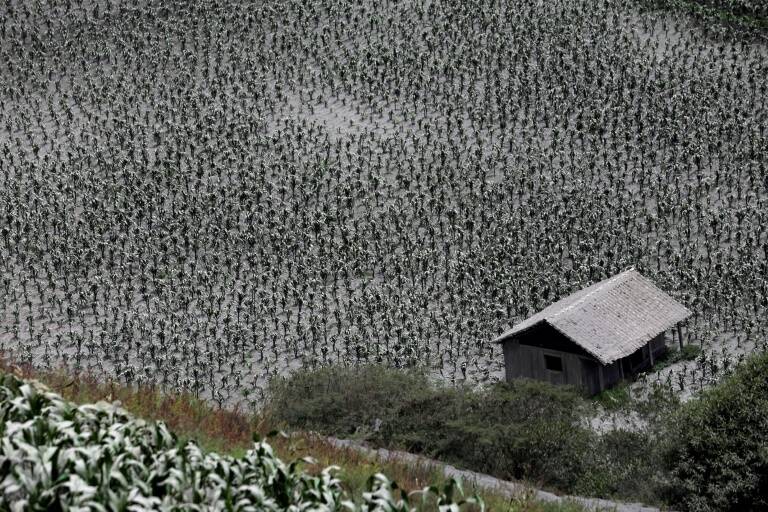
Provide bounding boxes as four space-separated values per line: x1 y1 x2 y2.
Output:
493 320 608 364
492 320 545 344
543 321 611 365
555 310 692 366
491 283 693 363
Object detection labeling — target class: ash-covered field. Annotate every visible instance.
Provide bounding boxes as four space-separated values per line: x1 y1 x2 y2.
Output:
1 0 767 408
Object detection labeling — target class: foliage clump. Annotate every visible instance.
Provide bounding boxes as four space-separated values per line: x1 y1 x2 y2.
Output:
268 365 434 437
662 350 768 511
268 365 665 499
593 382 632 411
648 343 702 373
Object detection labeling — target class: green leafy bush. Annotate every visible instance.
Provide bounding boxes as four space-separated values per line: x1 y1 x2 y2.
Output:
662 351 768 511
651 344 702 373
575 429 664 502
269 365 695 503
269 366 597 491
593 382 632 411
267 365 434 437
678 344 703 361
383 381 594 491
0 373 481 511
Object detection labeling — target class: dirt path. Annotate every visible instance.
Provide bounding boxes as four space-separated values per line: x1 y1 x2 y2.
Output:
322 436 668 512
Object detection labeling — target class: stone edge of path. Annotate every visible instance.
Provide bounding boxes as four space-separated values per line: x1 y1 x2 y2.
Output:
315 435 670 512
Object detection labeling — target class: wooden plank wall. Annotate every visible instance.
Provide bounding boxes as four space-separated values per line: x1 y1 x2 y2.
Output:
504 341 584 389
502 329 672 394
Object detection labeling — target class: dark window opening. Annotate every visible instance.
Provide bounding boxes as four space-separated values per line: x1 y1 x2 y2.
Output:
544 354 563 372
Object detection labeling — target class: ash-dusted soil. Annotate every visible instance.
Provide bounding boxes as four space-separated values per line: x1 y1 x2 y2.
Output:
0 0 767 410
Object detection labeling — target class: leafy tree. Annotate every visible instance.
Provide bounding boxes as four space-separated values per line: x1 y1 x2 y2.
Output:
663 351 768 511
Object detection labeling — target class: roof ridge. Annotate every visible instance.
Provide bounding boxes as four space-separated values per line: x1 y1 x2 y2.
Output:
548 268 635 322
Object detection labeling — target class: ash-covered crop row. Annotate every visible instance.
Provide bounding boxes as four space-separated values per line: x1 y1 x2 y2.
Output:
0 0 766 407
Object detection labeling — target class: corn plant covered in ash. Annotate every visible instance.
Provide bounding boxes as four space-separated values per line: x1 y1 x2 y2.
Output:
0 373 480 511
1 0 768 410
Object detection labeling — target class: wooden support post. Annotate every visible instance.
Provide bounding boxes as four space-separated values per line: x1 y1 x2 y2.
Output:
648 342 654 366
677 322 684 350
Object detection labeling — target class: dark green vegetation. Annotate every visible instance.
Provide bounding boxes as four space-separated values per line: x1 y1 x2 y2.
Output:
0 372 421 510
664 350 768 512
0 369 592 511
648 343 702 373
1 0 767 410
0 360 588 512
593 382 633 411
15 353 768 511
270 358 768 509
268 366 668 502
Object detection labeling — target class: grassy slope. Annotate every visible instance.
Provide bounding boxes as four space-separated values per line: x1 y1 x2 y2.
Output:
0 360 585 512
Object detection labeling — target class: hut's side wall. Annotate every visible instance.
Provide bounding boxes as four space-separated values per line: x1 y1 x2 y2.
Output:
517 344 584 387
502 325 672 395
502 323 594 389
502 340 519 383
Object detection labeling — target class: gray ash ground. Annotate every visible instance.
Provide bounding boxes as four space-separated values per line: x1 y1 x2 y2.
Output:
1 0 767 410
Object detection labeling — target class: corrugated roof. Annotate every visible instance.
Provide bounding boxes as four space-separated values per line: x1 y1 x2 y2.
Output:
493 269 692 365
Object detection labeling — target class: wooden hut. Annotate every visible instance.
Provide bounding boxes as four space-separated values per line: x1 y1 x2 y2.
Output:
493 269 691 395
